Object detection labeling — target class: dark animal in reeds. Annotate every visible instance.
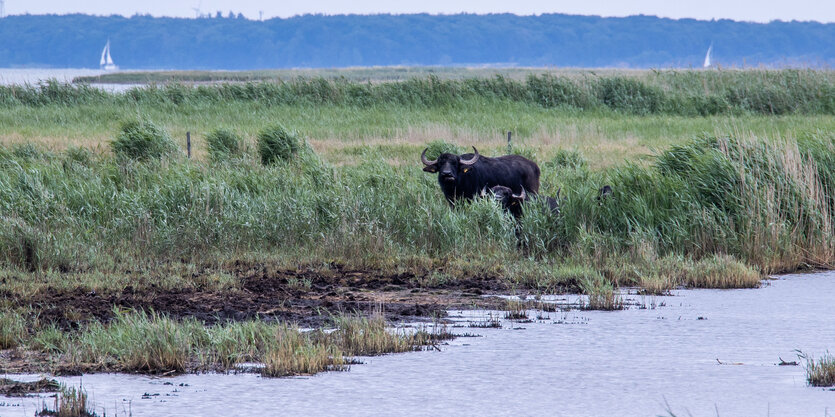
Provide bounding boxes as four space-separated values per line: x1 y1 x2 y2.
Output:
486 185 561 218
597 185 613 202
421 146 540 206
486 185 528 218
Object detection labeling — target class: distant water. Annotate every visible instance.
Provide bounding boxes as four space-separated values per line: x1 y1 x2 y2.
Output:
2 272 835 417
0 68 143 92
0 68 105 85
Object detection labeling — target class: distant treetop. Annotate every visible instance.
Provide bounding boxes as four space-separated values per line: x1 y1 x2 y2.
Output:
0 13 832 69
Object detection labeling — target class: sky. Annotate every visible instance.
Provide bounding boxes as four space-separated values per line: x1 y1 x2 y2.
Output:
4 0 835 23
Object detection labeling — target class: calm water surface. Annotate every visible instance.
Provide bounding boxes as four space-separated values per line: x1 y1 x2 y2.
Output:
2 272 834 417
0 68 146 92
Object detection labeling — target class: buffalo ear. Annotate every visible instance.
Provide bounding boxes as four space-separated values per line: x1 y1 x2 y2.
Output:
423 165 437 173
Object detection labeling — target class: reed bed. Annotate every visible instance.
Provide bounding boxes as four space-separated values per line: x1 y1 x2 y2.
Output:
6 70 835 116
1 130 832 292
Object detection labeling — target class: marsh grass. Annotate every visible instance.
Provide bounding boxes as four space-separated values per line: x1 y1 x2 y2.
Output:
0 132 828 295
205 128 242 162
503 299 530 320
581 277 624 311
69 309 195 373
111 119 176 161
805 352 835 387
257 125 299 165
37 384 97 417
469 315 502 328
0 308 26 349
9 309 449 376
13 70 835 116
639 273 676 295
683 255 762 289
331 314 430 356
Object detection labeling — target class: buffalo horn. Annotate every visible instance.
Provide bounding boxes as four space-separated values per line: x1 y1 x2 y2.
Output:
420 148 437 166
459 146 480 166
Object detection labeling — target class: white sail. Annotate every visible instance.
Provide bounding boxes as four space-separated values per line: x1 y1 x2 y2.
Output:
703 44 713 68
100 41 108 66
100 40 118 71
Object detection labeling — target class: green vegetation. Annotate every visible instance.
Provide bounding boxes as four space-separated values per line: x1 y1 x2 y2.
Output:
206 128 243 162
423 139 463 160
1 70 834 376
37 384 97 417
0 119 830 290
805 352 835 387
5 71 835 117
111 119 177 161
0 307 449 376
581 275 623 310
0 306 26 349
257 125 300 165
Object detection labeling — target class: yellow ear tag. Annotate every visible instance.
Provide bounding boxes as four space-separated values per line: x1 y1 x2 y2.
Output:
463 167 470 173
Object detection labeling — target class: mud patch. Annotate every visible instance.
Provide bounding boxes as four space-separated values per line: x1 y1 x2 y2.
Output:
13 263 510 329
0 378 60 397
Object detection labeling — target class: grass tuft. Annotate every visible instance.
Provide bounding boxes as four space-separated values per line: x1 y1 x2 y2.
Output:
806 352 835 387
111 119 176 161
257 125 299 165
684 255 762 289
581 276 623 310
37 384 97 417
206 128 242 162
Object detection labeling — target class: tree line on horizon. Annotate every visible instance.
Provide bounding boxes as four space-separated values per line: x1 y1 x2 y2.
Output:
0 13 832 69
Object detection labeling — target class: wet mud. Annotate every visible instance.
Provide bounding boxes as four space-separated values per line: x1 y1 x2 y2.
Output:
0 378 60 397
6 262 512 329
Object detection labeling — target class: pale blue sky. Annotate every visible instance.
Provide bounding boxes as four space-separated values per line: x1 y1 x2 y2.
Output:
6 0 834 23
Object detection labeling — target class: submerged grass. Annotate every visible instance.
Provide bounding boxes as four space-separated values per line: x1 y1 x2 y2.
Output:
37 384 97 417
805 352 835 387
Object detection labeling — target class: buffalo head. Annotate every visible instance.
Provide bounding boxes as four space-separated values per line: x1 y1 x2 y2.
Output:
421 146 480 184
485 185 526 218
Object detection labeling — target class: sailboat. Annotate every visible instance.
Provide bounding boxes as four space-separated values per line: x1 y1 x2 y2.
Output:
100 40 118 71
703 44 713 68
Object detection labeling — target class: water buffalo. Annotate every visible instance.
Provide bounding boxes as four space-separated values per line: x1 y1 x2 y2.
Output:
487 185 560 218
421 146 540 205
486 185 527 218
597 185 613 203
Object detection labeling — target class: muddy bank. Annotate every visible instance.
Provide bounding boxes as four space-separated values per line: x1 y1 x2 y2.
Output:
8 262 512 329
0 378 60 397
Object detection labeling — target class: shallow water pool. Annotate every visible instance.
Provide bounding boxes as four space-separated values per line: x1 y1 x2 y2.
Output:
2 272 834 416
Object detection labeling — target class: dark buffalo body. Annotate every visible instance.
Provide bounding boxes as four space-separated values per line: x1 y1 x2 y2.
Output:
490 185 560 218
422 147 540 205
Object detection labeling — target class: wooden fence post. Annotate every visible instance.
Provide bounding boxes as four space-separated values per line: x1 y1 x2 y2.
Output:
186 131 191 159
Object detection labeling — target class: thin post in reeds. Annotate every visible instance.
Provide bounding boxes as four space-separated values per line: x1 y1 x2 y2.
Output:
507 131 512 154
186 131 191 158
